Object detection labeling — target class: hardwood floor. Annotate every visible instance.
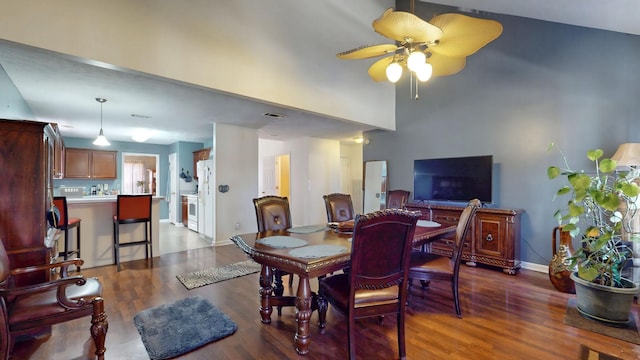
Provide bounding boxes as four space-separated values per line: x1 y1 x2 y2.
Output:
12 226 640 360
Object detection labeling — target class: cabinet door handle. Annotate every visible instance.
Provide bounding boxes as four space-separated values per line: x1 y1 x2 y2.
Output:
486 234 493 242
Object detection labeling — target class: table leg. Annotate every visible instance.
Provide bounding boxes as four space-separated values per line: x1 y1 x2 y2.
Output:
259 265 274 324
294 276 312 355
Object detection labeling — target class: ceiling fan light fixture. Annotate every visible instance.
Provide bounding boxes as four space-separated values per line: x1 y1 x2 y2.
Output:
415 62 433 82
93 98 110 146
407 51 426 72
386 62 403 83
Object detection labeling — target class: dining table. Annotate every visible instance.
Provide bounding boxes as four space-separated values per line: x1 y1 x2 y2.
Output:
230 221 456 355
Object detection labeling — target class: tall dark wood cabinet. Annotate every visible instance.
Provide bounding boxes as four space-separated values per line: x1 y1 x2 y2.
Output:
0 119 56 285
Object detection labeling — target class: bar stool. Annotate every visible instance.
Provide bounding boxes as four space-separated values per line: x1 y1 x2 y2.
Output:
113 194 152 271
53 196 81 269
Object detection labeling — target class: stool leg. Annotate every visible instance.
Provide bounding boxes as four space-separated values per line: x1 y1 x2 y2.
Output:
148 220 153 259
113 222 120 272
76 223 81 271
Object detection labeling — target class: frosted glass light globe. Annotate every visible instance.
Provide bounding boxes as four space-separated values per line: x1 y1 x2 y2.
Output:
386 62 403 83
407 51 426 72
415 63 433 82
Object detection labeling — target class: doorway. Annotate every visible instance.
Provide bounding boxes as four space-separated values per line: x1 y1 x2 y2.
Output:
121 152 159 196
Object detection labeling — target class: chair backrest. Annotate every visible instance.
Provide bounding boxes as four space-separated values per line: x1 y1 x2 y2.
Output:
0 240 10 284
386 190 410 209
116 195 152 222
253 196 292 232
323 193 354 222
450 199 482 272
349 209 420 299
53 196 69 227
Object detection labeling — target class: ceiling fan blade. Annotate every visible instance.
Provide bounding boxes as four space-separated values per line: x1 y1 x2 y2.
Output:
373 8 443 43
367 55 396 82
428 52 466 77
337 44 400 60
428 13 503 57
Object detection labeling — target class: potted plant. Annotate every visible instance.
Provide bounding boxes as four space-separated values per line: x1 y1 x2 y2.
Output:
136 180 146 193
548 144 640 324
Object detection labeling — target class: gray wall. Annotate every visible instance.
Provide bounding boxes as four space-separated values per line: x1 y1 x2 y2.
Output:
365 3 640 266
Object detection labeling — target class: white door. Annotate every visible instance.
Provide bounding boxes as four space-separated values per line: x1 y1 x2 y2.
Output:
261 155 277 196
168 153 178 224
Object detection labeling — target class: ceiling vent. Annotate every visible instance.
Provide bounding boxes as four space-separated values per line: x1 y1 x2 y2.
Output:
263 112 286 118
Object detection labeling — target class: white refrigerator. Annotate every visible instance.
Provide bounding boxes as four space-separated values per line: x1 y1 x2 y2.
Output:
197 159 215 239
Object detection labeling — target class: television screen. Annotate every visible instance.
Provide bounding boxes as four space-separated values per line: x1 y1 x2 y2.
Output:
413 155 493 203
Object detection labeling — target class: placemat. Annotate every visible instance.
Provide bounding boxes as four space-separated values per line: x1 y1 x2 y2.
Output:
288 225 327 234
256 235 308 248
289 244 348 259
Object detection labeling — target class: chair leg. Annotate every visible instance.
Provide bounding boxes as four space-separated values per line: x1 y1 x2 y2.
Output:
347 314 356 360
397 310 407 360
91 297 108 360
317 295 328 333
452 277 462 318
0 312 10 360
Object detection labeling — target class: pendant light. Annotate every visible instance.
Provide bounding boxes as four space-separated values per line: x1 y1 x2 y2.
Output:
93 97 110 146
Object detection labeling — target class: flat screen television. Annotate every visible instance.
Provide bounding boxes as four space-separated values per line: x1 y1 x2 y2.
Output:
413 155 493 203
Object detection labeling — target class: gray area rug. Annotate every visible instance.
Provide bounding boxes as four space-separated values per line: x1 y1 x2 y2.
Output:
176 259 261 290
564 298 640 345
133 296 237 359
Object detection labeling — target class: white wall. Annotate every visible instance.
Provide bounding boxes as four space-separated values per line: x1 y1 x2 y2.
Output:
0 0 395 131
214 123 258 242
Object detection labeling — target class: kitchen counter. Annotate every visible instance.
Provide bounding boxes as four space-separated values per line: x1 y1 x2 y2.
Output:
64 196 164 269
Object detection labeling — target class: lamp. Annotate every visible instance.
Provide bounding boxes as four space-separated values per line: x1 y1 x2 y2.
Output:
611 143 640 168
93 98 110 146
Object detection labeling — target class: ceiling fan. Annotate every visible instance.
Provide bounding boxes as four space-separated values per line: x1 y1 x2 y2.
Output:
337 3 502 96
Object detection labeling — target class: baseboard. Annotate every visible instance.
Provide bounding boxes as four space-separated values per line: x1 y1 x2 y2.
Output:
520 261 546 273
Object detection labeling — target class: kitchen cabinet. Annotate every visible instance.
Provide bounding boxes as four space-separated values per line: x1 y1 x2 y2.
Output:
193 147 211 179
0 119 54 286
64 148 117 179
405 203 524 275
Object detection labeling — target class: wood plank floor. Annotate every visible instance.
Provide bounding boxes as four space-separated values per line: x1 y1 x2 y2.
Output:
12 235 640 360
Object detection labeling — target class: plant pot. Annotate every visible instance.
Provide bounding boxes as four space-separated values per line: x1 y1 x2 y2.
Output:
570 272 640 325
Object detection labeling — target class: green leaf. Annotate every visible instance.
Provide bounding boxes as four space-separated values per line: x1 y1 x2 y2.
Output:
556 186 570 196
567 202 584 217
621 182 640 197
587 149 604 161
547 166 562 179
578 266 599 282
599 158 617 173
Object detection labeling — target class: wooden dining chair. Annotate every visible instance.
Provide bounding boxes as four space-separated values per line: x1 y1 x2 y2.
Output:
252 196 294 304
408 198 481 318
386 190 410 209
318 209 420 360
323 193 354 222
0 239 108 359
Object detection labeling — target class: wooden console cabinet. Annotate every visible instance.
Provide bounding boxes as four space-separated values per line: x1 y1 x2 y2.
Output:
405 203 525 275
64 148 117 179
